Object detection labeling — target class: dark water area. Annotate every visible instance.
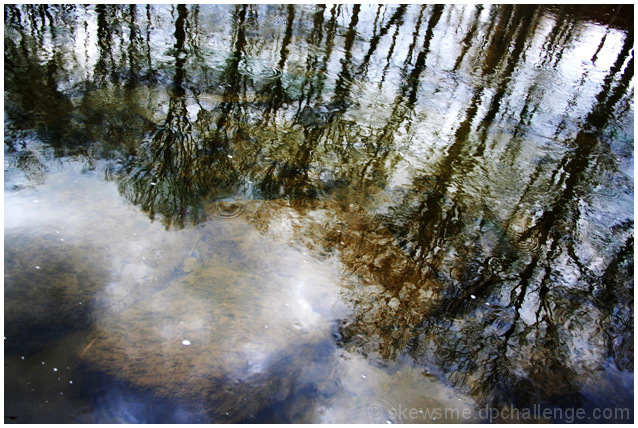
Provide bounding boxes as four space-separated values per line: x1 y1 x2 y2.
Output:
4 4 634 423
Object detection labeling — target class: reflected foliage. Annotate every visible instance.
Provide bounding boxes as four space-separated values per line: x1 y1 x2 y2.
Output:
5 3 633 418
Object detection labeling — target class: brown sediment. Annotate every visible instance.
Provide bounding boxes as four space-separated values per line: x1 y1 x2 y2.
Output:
245 198 442 360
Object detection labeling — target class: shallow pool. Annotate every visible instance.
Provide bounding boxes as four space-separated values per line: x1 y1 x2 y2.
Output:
4 4 634 423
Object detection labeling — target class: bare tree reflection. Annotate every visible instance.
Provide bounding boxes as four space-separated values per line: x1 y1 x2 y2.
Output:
4 4 633 419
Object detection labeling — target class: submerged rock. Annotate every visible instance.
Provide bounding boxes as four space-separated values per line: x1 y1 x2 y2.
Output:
82 211 346 421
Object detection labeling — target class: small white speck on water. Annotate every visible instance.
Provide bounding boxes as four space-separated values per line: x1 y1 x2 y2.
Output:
302 252 307 255
142 256 146 260
56 231 60 234
264 325 268 329
34 200 39 203
53 368 58 372
69 380 73 384
41 362 45 365
304 260 309 264
21 356 24 360
35 266 41 269
60 238 64 242
362 374 367 379
470 295 476 299
340 241 345 245
78 302 82 305
486 302 490 306
247 180 253 184
60 392 63 395
150 182 157 186
182 340 191 346
227 155 233 159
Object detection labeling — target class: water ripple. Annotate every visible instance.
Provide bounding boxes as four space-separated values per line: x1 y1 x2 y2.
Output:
208 198 246 220
238 58 282 80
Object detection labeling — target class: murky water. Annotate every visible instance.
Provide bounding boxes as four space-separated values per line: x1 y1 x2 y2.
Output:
4 4 634 423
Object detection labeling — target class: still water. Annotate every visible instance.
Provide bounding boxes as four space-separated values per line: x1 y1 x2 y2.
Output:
4 4 634 423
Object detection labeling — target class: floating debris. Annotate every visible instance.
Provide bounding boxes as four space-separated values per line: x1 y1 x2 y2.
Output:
470 295 476 299
182 340 191 346
80 338 97 357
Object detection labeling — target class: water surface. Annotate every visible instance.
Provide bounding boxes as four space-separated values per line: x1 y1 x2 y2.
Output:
4 4 634 423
